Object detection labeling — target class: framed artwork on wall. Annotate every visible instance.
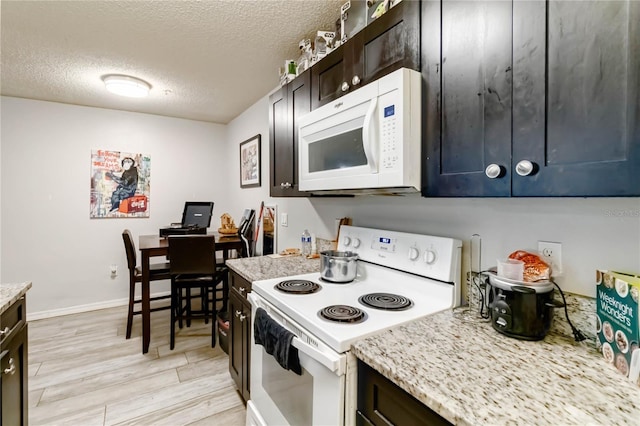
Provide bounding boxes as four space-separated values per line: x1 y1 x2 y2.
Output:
240 134 261 188
90 149 151 218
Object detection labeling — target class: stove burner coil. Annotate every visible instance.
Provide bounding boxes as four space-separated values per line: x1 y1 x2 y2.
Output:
358 293 414 311
319 305 366 323
275 280 321 294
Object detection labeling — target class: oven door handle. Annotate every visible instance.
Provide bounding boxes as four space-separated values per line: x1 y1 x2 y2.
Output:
291 337 345 375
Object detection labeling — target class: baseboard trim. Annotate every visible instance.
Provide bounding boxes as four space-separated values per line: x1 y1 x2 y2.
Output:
27 291 172 321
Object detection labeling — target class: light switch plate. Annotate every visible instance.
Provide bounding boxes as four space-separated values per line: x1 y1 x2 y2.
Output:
281 213 288 227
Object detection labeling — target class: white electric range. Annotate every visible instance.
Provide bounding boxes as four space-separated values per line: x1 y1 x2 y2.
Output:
247 225 462 426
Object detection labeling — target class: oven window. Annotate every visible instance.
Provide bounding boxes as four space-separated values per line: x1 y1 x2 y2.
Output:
263 352 313 425
308 128 367 172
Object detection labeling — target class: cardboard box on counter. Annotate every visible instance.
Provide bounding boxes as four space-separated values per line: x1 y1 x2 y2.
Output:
596 270 640 386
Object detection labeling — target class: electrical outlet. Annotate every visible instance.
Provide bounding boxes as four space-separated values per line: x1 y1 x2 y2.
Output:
538 241 562 276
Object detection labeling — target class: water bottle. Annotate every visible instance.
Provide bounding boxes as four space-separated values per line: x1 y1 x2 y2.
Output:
301 229 312 257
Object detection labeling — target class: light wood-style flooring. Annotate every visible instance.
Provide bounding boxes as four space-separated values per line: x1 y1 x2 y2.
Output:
28 305 246 425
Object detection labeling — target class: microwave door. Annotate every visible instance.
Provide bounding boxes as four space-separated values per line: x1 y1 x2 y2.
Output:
299 98 379 191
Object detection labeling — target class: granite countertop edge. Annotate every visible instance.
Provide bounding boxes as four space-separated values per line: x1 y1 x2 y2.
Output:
0 282 33 315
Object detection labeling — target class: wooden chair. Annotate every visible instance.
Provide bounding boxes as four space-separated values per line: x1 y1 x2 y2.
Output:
168 235 227 350
122 229 172 339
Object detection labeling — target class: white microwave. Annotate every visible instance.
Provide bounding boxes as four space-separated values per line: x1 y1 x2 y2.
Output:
298 68 421 195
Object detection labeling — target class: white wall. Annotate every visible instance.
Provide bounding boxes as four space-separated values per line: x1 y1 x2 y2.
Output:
3 94 639 319
227 95 640 298
1 97 229 316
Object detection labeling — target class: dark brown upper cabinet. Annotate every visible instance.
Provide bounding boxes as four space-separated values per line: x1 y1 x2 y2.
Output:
311 0 420 110
423 0 640 197
269 70 311 197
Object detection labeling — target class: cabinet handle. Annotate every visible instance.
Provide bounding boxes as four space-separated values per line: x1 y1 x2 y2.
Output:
280 182 292 189
485 164 503 179
235 310 243 318
351 75 361 86
0 326 9 336
239 314 247 322
3 358 16 375
515 160 535 176
341 81 350 92
238 287 246 294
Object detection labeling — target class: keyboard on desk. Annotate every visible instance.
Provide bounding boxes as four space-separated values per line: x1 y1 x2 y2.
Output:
159 225 207 237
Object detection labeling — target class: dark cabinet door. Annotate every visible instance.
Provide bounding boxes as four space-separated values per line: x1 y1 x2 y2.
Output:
512 0 640 196
228 270 251 402
269 70 310 197
311 0 420 110
1 324 28 426
357 360 451 426
228 290 244 396
423 0 513 197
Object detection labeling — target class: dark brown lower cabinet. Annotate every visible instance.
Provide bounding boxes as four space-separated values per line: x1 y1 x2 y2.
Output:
1 296 28 426
357 360 451 426
228 271 251 402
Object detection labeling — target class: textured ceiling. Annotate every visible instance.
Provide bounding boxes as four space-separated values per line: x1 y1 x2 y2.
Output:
0 0 344 124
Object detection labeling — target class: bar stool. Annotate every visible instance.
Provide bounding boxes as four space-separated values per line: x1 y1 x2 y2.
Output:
168 235 227 350
122 229 171 339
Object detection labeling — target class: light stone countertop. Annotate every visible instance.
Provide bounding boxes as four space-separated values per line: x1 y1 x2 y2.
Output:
352 308 640 425
0 282 32 315
226 255 321 283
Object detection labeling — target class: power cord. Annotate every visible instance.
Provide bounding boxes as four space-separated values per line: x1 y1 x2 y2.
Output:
470 271 491 319
551 280 587 342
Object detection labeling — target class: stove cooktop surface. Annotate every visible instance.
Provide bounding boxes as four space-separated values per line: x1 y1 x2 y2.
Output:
252 262 455 353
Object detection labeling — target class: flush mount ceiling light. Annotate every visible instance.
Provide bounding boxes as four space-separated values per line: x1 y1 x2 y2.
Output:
102 75 151 98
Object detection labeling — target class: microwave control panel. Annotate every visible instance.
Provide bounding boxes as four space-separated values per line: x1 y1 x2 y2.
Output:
380 92 400 170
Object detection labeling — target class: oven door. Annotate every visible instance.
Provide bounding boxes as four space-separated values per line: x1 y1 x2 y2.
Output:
247 293 347 426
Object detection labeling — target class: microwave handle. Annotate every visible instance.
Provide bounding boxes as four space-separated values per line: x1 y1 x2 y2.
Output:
362 96 378 173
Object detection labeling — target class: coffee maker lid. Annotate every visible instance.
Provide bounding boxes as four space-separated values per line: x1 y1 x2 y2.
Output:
487 272 555 293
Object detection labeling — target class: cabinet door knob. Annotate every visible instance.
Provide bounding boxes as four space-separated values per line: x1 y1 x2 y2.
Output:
3 358 16 375
485 164 503 179
280 182 292 189
351 75 361 86
235 310 243 318
515 160 535 176
238 287 246 294
341 81 350 92
239 313 247 322
0 326 9 336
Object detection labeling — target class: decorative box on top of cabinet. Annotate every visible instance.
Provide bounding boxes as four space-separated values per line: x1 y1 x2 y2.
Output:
1 296 28 426
422 0 640 197
311 0 420 110
228 270 252 402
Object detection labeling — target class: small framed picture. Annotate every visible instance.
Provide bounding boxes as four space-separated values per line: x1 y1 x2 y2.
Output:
239 134 261 188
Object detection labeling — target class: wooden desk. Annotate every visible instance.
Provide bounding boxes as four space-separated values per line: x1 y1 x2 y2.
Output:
138 233 243 354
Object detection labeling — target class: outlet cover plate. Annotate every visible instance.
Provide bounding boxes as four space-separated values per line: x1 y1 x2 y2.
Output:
538 241 562 276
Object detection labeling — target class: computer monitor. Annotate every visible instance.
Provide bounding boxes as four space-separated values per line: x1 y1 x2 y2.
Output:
181 201 214 228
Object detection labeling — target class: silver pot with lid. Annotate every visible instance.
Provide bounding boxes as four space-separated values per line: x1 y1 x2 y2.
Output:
320 250 358 283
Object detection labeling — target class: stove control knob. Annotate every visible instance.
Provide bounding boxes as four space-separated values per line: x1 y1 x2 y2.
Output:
408 247 420 261
342 236 352 247
424 250 437 264
352 238 361 248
